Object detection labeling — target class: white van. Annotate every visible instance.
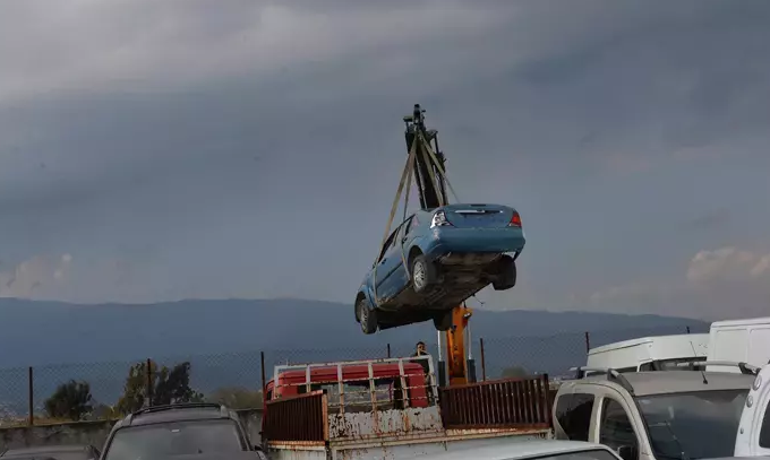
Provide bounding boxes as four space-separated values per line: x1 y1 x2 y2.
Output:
707 317 770 373
586 334 709 373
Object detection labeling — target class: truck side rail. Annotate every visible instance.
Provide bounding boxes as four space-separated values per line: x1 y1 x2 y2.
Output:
439 374 552 430
264 390 329 443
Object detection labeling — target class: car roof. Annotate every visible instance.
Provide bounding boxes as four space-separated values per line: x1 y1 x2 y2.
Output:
117 403 237 428
2 445 92 455
413 440 616 460
569 371 754 397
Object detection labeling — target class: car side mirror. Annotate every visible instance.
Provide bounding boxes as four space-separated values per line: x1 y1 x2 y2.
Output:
617 445 638 460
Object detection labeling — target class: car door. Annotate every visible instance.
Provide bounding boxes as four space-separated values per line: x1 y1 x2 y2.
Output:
391 215 417 294
374 223 405 302
593 390 645 460
378 216 417 301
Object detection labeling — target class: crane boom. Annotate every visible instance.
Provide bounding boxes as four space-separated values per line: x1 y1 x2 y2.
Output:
402 104 475 387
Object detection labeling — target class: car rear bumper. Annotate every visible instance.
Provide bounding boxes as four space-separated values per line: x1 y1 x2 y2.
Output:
424 227 525 255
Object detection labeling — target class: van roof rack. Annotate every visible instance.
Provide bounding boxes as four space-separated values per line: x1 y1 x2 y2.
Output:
674 360 759 375
569 366 635 394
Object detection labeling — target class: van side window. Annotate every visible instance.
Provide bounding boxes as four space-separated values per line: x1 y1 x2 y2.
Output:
615 366 637 373
760 402 770 448
555 393 595 441
599 398 638 452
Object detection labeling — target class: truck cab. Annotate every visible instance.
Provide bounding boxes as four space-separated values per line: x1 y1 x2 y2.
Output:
586 334 709 374
553 367 755 460
734 363 770 456
264 358 432 408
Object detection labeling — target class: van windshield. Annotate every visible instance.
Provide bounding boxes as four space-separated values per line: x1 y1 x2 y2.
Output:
636 389 747 459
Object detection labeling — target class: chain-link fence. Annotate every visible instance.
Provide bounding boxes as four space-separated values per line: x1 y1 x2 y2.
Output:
0 324 706 427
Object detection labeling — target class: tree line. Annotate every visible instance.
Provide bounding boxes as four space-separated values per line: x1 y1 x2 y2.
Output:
44 359 263 421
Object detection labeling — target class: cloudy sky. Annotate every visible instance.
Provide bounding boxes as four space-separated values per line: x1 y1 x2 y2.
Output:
0 0 769 321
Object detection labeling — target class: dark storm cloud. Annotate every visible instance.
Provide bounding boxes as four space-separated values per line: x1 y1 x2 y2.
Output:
0 0 769 316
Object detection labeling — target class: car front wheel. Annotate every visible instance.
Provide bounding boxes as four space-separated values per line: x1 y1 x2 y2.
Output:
491 255 517 290
433 309 454 331
411 254 437 294
357 297 378 334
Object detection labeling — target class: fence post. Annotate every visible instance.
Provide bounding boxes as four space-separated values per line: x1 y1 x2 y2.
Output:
28 366 34 426
584 331 590 353
146 358 153 407
479 338 487 382
387 343 391 358
260 351 267 395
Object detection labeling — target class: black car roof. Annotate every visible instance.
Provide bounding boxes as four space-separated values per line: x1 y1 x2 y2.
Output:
1 445 93 458
118 403 237 428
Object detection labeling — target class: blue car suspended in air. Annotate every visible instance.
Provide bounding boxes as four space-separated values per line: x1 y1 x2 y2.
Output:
354 203 525 334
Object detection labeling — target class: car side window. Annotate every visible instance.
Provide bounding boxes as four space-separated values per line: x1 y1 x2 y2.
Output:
403 214 417 236
599 398 638 453
760 400 770 448
555 393 595 441
377 226 400 262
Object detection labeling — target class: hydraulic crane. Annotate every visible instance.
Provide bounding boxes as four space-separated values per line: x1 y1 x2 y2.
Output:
394 104 477 387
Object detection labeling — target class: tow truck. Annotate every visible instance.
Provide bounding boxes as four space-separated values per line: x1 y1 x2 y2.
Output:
260 106 553 460
262 355 553 460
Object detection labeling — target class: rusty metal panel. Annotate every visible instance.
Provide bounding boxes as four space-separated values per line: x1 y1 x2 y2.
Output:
439 374 552 430
264 390 329 442
328 405 443 440
267 442 328 460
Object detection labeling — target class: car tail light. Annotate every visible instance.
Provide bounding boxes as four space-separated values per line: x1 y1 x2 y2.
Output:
508 211 522 227
430 210 452 228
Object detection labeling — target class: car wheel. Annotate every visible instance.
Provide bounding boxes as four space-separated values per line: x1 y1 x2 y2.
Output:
491 255 517 290
411 254 436 294
357 297 378 334
433 310 454 331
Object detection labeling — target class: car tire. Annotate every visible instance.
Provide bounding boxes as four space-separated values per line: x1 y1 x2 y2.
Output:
357 297 378 334
433 310 454 331
491 255 517 290
411 254 437 294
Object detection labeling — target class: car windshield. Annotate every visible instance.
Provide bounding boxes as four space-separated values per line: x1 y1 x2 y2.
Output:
636 389 748 460
104 419 245 460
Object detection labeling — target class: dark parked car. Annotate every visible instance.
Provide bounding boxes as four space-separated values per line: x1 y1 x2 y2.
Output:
99 403 262 460
1 444 100 460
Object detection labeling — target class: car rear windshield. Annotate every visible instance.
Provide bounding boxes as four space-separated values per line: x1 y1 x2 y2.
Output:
103 419 246 460
636 388 748 459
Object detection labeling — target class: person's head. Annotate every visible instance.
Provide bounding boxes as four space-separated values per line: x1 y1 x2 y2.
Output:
416 341 426 353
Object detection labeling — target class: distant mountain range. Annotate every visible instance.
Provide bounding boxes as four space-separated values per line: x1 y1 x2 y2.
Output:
0 297 709 368
0 298 711 415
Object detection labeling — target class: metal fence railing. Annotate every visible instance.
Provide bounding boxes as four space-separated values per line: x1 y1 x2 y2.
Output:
439 375 552 430
263 391 328 442
0 324 703 427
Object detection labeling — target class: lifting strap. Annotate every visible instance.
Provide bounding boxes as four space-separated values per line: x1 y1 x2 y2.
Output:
371 130 460 303
371 140 417 302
